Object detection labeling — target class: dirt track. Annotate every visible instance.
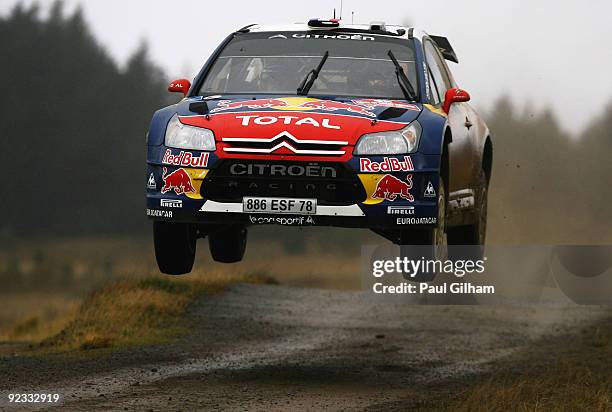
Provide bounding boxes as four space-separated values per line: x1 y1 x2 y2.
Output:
0 284 609 411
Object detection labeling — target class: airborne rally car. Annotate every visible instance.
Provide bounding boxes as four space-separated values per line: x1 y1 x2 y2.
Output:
146 19 492 275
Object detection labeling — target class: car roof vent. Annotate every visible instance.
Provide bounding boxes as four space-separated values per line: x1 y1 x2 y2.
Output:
369 21 386 31
308 18 340 28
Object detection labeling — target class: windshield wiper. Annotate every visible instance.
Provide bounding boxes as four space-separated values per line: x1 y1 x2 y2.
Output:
387 50 416 101
297 51 329 96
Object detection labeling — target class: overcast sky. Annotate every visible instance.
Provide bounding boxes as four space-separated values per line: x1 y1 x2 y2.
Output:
2 0 610 133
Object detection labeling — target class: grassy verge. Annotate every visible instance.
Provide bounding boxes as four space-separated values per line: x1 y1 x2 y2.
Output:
1 233 361 355
0 294 80 344
421 317 612 411
14 272 274 353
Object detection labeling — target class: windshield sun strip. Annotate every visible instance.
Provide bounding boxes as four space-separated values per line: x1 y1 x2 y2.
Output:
217 56 415 63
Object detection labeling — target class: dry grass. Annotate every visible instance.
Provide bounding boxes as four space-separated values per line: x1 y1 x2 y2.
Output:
443 368 611 412
0 294 80 348
35 272 275 352
0 233 366 354
426 320 612 412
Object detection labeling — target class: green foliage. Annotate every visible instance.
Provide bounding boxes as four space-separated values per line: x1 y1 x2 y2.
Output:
0 2 609 245
0 1 169 236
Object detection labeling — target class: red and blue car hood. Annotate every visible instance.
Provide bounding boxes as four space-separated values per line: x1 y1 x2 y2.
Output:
178 96 422 162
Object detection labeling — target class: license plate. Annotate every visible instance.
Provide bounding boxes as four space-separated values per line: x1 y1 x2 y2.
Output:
243 197 317 215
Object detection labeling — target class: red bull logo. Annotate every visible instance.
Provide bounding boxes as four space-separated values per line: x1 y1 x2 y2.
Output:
210 97 377 117
372 174 414 202
297 100 376 117
211 99 290 113
352 99 420 112
208 97 420 117
161 167 196 195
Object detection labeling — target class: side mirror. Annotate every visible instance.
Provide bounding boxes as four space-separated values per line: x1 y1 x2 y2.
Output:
442 87 471 114
168 79 191 97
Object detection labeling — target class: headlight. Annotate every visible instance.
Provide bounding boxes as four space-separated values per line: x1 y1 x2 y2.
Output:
165 114 216 151
353 121 421 155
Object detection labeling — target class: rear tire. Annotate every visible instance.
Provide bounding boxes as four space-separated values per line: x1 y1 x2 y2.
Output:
153 222 197 275
209 226 248 263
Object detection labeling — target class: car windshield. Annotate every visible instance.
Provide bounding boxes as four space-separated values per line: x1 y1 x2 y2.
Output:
197 32 418 100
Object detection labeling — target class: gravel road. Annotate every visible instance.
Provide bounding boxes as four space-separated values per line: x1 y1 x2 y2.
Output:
0 284 608 411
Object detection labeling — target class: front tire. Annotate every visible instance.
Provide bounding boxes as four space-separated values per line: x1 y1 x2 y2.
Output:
448 168 488 258
153 222 197 275
401 177 448 282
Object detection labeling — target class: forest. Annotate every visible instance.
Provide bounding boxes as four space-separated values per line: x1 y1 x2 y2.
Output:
1 2 610 244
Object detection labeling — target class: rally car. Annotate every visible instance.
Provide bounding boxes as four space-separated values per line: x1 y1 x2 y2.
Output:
146 19 492 275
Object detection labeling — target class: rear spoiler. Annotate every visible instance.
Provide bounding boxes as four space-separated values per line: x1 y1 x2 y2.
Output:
429 35 459 63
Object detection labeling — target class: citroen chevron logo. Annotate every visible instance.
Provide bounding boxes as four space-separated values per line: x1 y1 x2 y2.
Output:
222 132 347 155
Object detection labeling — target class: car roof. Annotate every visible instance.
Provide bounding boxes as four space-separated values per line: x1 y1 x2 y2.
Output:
243 23 429 40
237 23 460 63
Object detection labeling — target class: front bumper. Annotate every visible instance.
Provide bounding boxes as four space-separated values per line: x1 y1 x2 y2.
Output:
146 197 438 228
145 146 440 229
